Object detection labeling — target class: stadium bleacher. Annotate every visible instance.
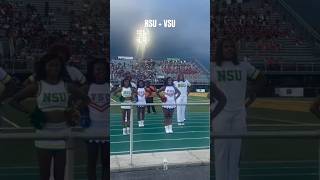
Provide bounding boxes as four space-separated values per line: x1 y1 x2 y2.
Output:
0 0 107 74
212 0 320 73
110 57 210 85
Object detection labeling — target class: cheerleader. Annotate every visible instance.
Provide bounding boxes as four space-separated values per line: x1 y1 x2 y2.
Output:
84 60 108 180
113 78 136 135
136 80 146 127
158 77 181 133
123 71 137 88
9 53 90 180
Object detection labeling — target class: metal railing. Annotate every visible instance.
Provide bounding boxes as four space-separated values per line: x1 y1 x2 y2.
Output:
251 61 320 73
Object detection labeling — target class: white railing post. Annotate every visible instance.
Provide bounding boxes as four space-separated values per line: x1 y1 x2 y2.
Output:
130 104 134 167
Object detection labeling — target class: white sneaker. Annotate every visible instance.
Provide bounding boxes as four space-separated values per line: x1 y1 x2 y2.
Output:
178 122 182 126
168 125 173 133
123 128 127 135
138 121 142 127
126 127 130 134
141 120 145 127
165 126 169 133
181 122 185 126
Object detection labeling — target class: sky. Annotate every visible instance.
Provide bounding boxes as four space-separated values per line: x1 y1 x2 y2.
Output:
110 0 210 66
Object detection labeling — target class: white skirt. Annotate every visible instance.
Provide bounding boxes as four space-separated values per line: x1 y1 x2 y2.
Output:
34 122 69 149
121 100 132 109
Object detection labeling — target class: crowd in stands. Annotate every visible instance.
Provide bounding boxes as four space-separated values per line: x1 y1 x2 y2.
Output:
69 0 106 57
111 59 203 84
110 62 126 81
218 0 286 42
1 1 46 59
160 60 201 77
212 0 308 67
0 0 107 71
131 59 156 81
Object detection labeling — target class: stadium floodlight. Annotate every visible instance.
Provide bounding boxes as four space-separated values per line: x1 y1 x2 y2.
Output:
136 28 150 46
135 27 151 59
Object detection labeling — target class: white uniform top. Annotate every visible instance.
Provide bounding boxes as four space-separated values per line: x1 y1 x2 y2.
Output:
88 83 108 125
0 67 11 84
136 87 146 106
174 80 191 97
121 87 132 109
36 80 69 112
88 83 108 142
213 61 259 111
35 80 69 149
162 86 176 109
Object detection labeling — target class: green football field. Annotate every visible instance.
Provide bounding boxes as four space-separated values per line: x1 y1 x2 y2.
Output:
0 95 209 179
110 95 210 155
1 97 320 179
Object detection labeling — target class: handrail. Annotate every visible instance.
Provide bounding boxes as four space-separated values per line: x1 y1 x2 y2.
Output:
212 130 320 138
110 102 209 106
0 131 107 140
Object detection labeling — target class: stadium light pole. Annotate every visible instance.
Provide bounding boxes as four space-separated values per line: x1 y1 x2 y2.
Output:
136 28 150 60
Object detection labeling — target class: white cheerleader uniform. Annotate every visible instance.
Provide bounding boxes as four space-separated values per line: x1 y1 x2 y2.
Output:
35 80 69 149
162 86 176 109
121 87 132 109
136 88 146 107
87 83 108 143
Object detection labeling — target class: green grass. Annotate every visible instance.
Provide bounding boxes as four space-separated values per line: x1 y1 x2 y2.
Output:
2 96 320 179
110 95 210 155
110 112 210 155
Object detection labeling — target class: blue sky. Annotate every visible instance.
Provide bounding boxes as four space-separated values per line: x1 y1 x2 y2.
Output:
110 0 210 66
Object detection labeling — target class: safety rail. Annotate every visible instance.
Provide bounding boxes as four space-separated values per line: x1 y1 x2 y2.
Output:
251 61 320 73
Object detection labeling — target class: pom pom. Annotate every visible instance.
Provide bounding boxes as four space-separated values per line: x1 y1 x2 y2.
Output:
119 96 125 102
29 106 46 129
